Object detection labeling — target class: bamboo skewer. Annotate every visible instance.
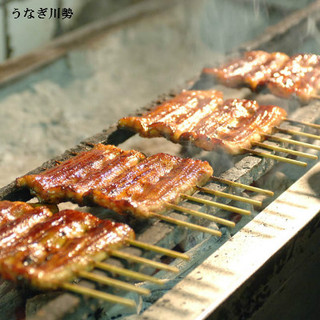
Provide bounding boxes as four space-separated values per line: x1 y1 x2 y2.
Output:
94 262 165 285
264 134 320 151
275 127 320 140
211 176 274 196
61 282 136 307
110 250 179 273
253 142 318 160
127 239 189 260
166 203 235 228
181 194 251 215
78 270 150 295
196 186 262 206
284 119 320 130
242 148 307 167
149 212 222 236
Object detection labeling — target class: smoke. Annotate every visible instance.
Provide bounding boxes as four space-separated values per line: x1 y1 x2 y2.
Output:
198 0 270 55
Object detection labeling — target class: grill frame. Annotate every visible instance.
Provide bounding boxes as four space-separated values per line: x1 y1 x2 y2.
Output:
140 161 320 320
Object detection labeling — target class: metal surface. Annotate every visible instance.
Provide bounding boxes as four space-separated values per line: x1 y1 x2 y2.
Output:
139 161 320 320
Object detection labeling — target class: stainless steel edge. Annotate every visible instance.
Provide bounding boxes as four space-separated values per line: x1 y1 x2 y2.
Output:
139 161 320 320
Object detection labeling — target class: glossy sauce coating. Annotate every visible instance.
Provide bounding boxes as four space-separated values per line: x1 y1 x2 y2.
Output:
118 90 224 140
0 204 134 289
180 99 287 154
203 51 271 88
89 153 213 218
267 54 320 100
244 52 289 90
0 205 53 250
0 201 37 227
119 91 286 154
290 65 320 102
16 144 145 204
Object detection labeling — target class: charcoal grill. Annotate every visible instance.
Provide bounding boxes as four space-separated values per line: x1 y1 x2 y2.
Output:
1 1 320 319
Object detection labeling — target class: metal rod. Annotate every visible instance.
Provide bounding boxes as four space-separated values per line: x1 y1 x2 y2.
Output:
127 239 189 260
182 194 251 216
150 212 222 237
275 127 320 140
94 262 165 285
78 271 150 295
211 176 274 196
110 250 179 273
166 203 235 228
61 282 136 307
253 142 318 160
196 186 262 206
242 148 307 167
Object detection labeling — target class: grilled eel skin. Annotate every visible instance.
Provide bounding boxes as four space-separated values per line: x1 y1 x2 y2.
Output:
118 90 224 141
0 201 44 227
267 53 320 102
88 153 213 218
180 99 287 154
16 144 145 205
119 93 287 155
202 51 289 90
0 202 134 290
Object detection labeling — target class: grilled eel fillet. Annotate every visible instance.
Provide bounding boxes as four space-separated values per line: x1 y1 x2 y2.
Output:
267 53 320 102
203 51 320 101
88 153 213 218
202 51 289 90
16 144 213 218
180 99 287 154
119 93 287 154
0 201 134 290
118 90 224 140
16 144 146 204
